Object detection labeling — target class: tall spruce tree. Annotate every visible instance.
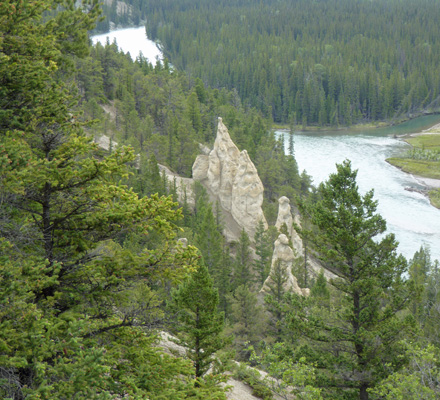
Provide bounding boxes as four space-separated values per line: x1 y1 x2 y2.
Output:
0 1 211 398
254 221 273 286
171 264 228 378
294 160 413 400
229 284 266 360
264 259 289 342
232 229 253 290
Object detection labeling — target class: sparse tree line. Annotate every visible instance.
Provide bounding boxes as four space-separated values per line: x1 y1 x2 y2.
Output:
1 1 440 399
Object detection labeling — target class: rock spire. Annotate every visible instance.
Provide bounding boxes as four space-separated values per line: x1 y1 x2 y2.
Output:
260 234 310 296
192 117 267 240
275 196 303 255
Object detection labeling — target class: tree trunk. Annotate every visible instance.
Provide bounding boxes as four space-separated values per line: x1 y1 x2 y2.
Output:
360 383 369 400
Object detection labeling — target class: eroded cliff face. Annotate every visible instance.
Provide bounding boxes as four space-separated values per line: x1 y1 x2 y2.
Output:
274 196 337 282
260 234 310 296
193 117 267 240
275 196 303 255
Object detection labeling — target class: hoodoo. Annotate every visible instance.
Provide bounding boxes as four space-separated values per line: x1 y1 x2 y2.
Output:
192 117 267 240
260 234 310 296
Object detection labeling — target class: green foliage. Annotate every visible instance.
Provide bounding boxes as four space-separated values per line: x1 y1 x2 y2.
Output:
232 230 253 290
264 260 290 343
408 247 440 345
254 221 274 285
143 0 440 125
6 0 440 397
249 343 323 400
256 134 301 203
129 153 167 198
170 264 228 378
370 342 440 399
0 0 101 133
192 184 224 276
229 285 267 359
310 270 330 302
294 160 414 399
232 363 273 400
0 1 227 398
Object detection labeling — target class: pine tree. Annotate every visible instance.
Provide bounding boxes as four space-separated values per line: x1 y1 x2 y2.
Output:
232 229 253 290
216 247 233 318
171 264 228 378
264 259 289 342
294 160 413 400
193 195 223 278
0 2 204 397
229 284 266 360
254 220 273 285
408 246 440 345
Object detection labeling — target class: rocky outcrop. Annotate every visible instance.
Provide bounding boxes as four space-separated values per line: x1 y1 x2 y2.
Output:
274 196 337 282
260 234 310 296
275 196 303 255
93 134 196 207
193 118 267 240
94 134 117 152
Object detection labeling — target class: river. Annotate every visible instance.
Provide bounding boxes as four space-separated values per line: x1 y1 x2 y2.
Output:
91 26 162 63
278 115 440 262
91 27 440 262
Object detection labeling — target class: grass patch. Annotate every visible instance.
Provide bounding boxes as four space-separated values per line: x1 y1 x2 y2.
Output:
429 189 440 209
386 158 440 179
404 134 440 150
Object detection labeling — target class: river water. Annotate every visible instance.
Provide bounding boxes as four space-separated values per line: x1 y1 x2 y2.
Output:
91 26 162 63
90 27 440 262
279 115 440 262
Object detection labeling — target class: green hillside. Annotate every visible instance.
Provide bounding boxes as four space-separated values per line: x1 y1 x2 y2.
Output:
1 1 440 399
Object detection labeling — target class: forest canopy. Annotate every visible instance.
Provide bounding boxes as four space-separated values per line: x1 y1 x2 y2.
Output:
2 0 440 399
135 0 440 125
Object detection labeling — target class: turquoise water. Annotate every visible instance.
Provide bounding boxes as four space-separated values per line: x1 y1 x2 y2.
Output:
279 115 440 262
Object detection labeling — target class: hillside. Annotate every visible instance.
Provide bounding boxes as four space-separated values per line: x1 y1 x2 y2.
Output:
1 1 440 399
141 0 440 125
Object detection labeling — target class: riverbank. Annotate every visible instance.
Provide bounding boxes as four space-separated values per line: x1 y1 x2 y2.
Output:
387 123 440 209
272 113 440 134
272 121 388 133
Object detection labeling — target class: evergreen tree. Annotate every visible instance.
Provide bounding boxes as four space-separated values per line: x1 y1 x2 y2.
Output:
232 229 253 290
193 188 223 279
310 270 330 303
216 246 233 318
294 160 414 400
371 342 440 400
171 264 228 378
264 259 289 342
288 117 296 157
229 285 266 360
254 220 273 286
0 2 209 397
408 246 440 346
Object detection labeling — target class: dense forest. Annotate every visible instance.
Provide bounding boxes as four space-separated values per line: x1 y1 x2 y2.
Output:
1 0 440 399
114 0 440 125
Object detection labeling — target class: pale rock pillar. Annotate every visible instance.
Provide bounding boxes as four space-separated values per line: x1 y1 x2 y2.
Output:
275 196 303 255
260 234 310 296
192 117 267 239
